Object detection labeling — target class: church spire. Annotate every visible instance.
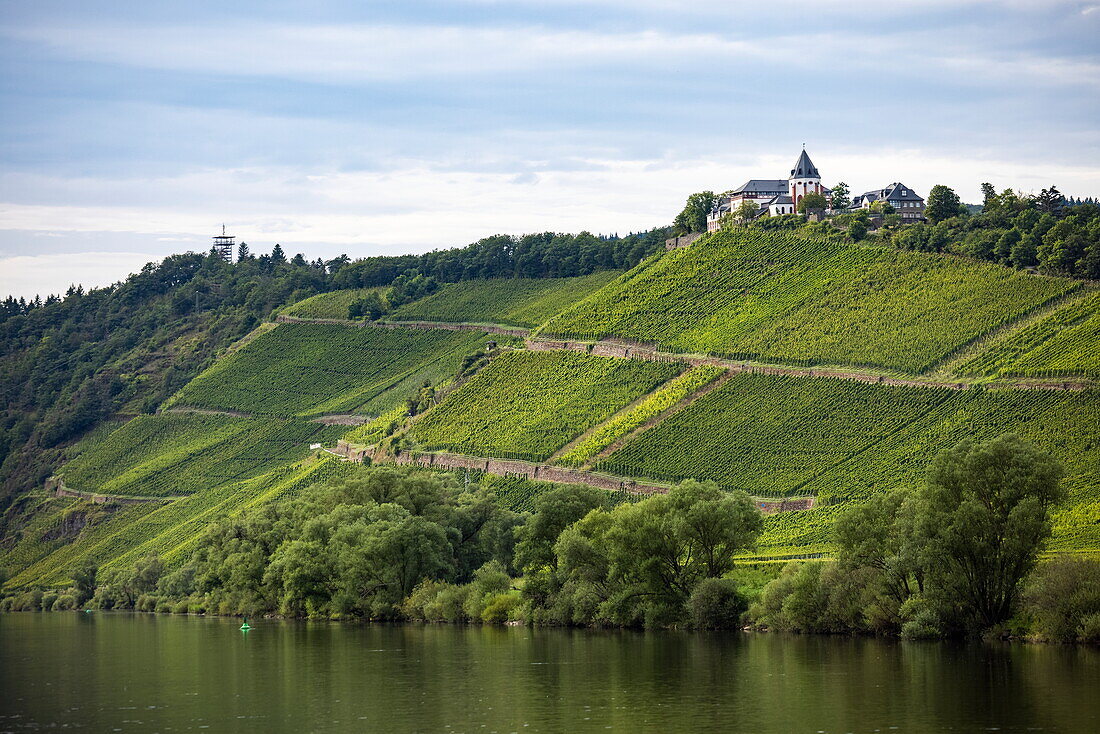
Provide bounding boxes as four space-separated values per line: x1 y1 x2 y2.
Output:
790 149 820 179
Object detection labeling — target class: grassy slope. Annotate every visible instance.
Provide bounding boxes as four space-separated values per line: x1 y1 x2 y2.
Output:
538 230 1077 373
388 271 622 328
959 289 1100 379
171 323 486 417
408 351 683 461
280 288 387 320
59 413 343 497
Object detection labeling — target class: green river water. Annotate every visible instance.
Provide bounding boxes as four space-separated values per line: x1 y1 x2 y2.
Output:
1 612 1098 733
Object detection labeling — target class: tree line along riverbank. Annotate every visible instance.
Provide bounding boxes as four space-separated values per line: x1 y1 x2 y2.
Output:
3 434 1098 644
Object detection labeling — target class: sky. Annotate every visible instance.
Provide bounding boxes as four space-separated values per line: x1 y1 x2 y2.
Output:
1 0 1098 299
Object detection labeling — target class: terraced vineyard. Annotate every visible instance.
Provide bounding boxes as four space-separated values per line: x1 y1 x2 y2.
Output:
556 365 725 466
408 351 683 461
388 271 622 328
959 290 1100 380
598 374 956 496
4 455 356 588
60 413 344 497
280 288 387 320
538 229 1077 373
594 372 1098 551
171 323 486 417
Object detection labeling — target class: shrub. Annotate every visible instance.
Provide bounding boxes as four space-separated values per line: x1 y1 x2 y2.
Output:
462 562 512 620
900 597 943 640
13 590 44 611
1079 613 1100 644
51 594 77 611
40 592 59 611
423 584 469 622
481 593 521 624
689 578 748 630
1023 557 1100 642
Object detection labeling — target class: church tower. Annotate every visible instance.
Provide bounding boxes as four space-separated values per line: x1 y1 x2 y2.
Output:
789 149 823 211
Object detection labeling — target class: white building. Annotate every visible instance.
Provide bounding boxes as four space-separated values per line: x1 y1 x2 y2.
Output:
707 149 827 231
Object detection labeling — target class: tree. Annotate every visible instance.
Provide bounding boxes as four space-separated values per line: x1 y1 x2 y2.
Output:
981 182 998 212
912 434 1064 631
553 480 762 626
925 185 961 224
72 560 98 605
236 242 252 262
830 181 851 210
514 484 610 573
732 200 759 225
1034 186 1065 216
270 244 287 263
348 291 385 321
672 191 717 235
847 219 868 241
796 192 828 214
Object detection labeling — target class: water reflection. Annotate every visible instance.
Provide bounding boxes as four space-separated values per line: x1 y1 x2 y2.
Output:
1 614 1097 733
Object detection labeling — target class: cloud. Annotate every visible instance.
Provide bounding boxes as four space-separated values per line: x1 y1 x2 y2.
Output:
2 23 771 83
0 251 159 299
9 16 1095 90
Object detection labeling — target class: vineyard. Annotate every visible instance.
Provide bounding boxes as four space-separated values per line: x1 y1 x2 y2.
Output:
555 365 726 466
479 474 641 513
280 288 387 320
959 289 1100 380
388 271 622 328
598 373 957 496
60 413 345 497
537 229 1078 373
408 351 683 461
4 455 357 588
171 323 486 417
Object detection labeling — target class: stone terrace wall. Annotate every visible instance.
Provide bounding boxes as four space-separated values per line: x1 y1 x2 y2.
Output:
377 450 812 513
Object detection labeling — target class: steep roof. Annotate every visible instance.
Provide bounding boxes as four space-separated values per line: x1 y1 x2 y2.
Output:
730 179 789 194
790 149 820 179
854 183 924 205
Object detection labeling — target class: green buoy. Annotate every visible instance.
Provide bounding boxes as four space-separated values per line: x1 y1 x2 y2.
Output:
240 617 251 631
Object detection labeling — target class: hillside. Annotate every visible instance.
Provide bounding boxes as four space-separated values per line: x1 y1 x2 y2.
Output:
2 227 1099 588
388 271 622 328
407 350 683 461
537 229 1078 373
957 289 1100 380
169 323 490 418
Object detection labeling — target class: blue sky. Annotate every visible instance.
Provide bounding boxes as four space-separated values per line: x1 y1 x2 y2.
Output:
1 0 1098 297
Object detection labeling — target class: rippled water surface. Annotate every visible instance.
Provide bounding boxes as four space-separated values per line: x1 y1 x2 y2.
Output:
2 613 1099 733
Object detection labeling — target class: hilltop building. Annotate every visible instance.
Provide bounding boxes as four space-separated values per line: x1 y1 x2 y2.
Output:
706 149 828 231
705 149 925 231
851 183 925 221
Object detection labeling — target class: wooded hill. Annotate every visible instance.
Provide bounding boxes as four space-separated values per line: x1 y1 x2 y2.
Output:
2 226 1098 589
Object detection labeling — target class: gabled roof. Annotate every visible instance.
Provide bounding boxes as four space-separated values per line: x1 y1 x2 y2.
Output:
730 179 789 194
790 149 820 179
853 182 924 205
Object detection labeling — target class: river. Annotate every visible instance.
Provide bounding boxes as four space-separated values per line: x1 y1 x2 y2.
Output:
2 613 1098 733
